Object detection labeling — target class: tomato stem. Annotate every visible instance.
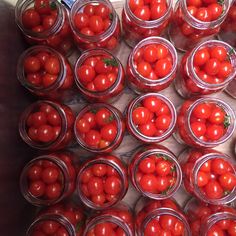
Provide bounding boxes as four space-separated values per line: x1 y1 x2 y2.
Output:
50 1 57 10
75 220 85 233
103 58 118 67
223 114 230 128
109 13 113 21
90 109 97 114
217 0 224 5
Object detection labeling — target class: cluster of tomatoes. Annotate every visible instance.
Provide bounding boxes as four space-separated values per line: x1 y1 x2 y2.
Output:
129 0 168 21
186 200 236 236
23 48 73 90
132 96 172 137
79 162 122 206
76 54 118 92
134 43 173 80
75 107 119 149
136 154 177 194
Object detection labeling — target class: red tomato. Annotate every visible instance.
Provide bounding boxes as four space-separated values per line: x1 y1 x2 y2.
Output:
42 73 57 87
192 103 211 119
155 176 169 192
217 62 233 79
205 180 223 199
45 183 62 199
35 0 51 15
47 110 61 126
95 4 110 19
207 225 225 236
80 168 93 183
129 0 144 11
208 106 225 124
92 194 106 205
154 59 172 77
41 221 60 235
37 125 55 142
137 61 152 77
204 58 220 76
22 9 41 29
74 13 89 30
104 176 121 195
84 4 96 16
92 164 107 177
77 65 96 84
85 130 101 147
211 158 230 175
195 8 212 22
44 56 60 75
156 44 169 60
207 3 222 20
27 165 42 181
139 122 157 136
83 112 96 128
187 0 202 7
94 59 112 74
87 177 104 195
41 167 59 184
143 96 162 112
219 172 236 191
132 107 150 125
143 45 159 63
139 174 158 192
191 122 206 137
210 46 227 62
171 220 184 236
159 215 176 230
139 157 156 174
95 108 112 126
26 73 42 86
145 219 162 236
76 118 90 133
94 223 113 236
150 3 167 20
24 56 41 73
42 15 56 30
155 102 170 116
193 48 210 66
228 221 236 236
205 124 224 141
155 115 171 130
29 180 46 197
89 15 104 33
155 160 171 176
93 74 111 91
134 6 151 20
100 123 118 142
197 170 209 187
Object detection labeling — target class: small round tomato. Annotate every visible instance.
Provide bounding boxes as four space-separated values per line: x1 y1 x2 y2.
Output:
197 171 209 187
77 65 96 84
208 107 225 124
74 13 89 29
210 46 227 62
205 180 223 199
134 6 151 20
100 123 118 142
205 124 224 141
139 157 156 174
194 48 210 66
155 115 171 130
137 61 152 77
139 174 158 192
37 125 55 142
143 96 162 112
219 172 236 191
154 58 172 77
191 122 206 137
24 56 41 73
150 3 167 20
132 107 150 125
155 160 171 176
104 176 121 195
192 103 211 119
204 58 220 76
89 15 104 33
85 130 101 147
143 45 159 63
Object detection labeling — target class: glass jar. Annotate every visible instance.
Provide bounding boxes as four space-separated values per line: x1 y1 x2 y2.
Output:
17 45 77 103
15 0 74 55
74 49 125 103
135 198 191 236
69 0 121 51
175 40 236 98
184 197 236 236
27 201 85 236
122 0 173 47
74 103 125 153
129 144 182 200
126 93 176 143
77 155 128 210
19 100 75 150
179 148 236 205
225 79 236 99
20 151 76 206
83 203 134 236
168 0 231 51
175 97 235 148
126 37 178 94
219 1 236 49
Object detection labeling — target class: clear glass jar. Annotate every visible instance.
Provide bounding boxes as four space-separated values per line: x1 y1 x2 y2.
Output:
219 1 236 49
179 148 236 205
74 48 125 103
126 37 178 94
15 0 74 55
27 201 85 236
126 93 176 143
175 97 235 148
69 0 121 52
74 103 125 153
184 197 236 236
122 0 173 47
129 144 182 200
19 100 75 150
17 45 77 103
83 203 134 236
20 152 76 206
77 155 128 210
135 197 191 236
175 40 236 98
168 0 231 51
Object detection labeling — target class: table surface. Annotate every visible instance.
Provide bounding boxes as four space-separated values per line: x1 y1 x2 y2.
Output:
7 0 236 209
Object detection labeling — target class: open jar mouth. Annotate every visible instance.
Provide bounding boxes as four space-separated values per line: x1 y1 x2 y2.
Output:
130 37 178 85
27 214 76 236
84 215 132 236
188 40 236 89
192 153 236 205
19 101 68 150
17 45 66 92
15 0 63 38
141 208 191 236
186 97 236 147
74 103 123 152
77 158 127 210
132 149 182 199
181 0 230 29
125 0 173 27
20 156 69 206
70 0 117 41
74 48 123 95
128 93 177 143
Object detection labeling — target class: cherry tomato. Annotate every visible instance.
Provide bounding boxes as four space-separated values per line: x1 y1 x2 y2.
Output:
143 45 159 63
137 61 152 77
74 13 89 30
95 108 112 126
207 3 222 21
132 107 150 125
139 122 157 136
192 103 211 119
196 8 212 22
94 223 113 236
139 157 156 174
22 9 41 29
211 158 230 175
155 160 171 176
29 180 46 197
76 118 90 133
24 56 41 73
154 59 172 77
159 215 176 230
219 172 236 191
85 130 101 147
191 122 206 137
205 180 223 199
87 177 104 195
205 124 224 141
44 56 60 75
204 58 220 76
193 48 210 66
77 65 96 84
134 6 151 20
208 106 225 124
197 170 209 187
210 46 227 62
95 4 110 19
139 174 158 192
143 96 162 112
45 183 62 199
145 219 162 236
129 0 144 11
104 176 121 195
84 4 96 16
37 125 55 142
150 3 167 20
217 62 233 78
89 15 104 33
155 115 171 130
100 123 118 142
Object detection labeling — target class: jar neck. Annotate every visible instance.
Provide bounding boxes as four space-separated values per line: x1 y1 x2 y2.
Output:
27 214 76 236
84 215 133 236
129 37 177 86
179 0 230 29
20 155 70 206
77 157 128 209
75 49 123 96
139 208 191 236
74 103 123 153
124 0 173 28
70 0 118 42
185 97 236 147
191 153 236 204
19 101 68 150
17 46 67 93
200 212 236 236
15 0 65 39
128 93 177 143
186 40 236 90
131 147 182 199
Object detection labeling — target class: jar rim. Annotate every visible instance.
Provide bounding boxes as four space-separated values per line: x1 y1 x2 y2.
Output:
18 100 68 150
129 37 178 85
74 48 123 96
186 97 236 147
187 40 236 89
17 45 67 93
74 103 123 152
127 93 177 143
